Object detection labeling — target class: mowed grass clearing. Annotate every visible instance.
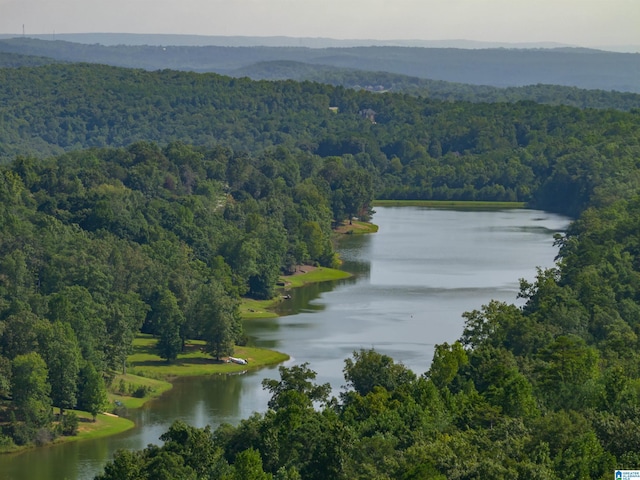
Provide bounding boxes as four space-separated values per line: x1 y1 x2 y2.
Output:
282 266 351 288
126 334 289 379
240 266 352 319
334 219 379 234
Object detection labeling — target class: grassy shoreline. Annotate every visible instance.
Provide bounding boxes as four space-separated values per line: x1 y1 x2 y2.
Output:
126 335 289 379
373 199 526 208
3 252 363 454
240 266 353 319
1 336 288 455
334 219 379 234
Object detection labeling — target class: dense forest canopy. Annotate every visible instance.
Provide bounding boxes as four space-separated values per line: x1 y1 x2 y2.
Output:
1 62 640 217
4 50 640 112
0 138 377 446
0 58 640 478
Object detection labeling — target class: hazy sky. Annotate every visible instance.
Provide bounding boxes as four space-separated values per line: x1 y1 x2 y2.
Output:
1 0 639 47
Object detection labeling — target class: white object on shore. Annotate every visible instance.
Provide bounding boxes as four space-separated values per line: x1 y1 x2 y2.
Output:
229 356 248 365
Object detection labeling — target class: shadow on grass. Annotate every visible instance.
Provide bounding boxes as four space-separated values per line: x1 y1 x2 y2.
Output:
133 343 159 356
131 357 226 368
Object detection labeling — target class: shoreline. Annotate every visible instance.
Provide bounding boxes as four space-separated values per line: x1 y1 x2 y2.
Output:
1 340 289 456
2 224 377 455
373 199 526 208
240 265 355 319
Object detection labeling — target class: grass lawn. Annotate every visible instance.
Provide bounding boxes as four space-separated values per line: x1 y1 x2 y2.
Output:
334 219 379 234
240 266 352 319
372 199 526 208
126 334 288 379
281 266 351 288
63 410 135 443
240 297 282 319
108 371 173 409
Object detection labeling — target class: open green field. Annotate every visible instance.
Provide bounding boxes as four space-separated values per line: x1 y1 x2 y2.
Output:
240 266 352 319
335 219 379 234
282 266 352 288
108 371 173 409
372 199 526 208
240 296 282 319
65 410 135 443
126 334 288 379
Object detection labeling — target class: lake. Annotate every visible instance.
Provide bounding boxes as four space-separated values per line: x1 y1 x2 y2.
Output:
0 206 570 480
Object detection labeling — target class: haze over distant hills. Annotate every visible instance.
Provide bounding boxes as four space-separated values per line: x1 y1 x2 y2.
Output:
0 35 639 93
1 32 639 53
0 33 581 50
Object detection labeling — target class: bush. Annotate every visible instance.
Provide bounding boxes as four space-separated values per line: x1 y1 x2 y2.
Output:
9 422 34 446
131 385 151 398
117 379 127 395
0 433 16 451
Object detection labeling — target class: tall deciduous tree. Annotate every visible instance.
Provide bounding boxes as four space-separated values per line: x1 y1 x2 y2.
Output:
77 362 108 421
151 289 185 363
189 282 241 361
262 363 331 411
343 348 416 397
105 293 148 374
11 352 52 428
38 320 81 416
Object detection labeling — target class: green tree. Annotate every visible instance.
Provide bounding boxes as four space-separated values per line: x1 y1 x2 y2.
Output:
105 293 148 374
262 363 331 411
1 310 42 359
77 362 108 421
427 341 468 390
343 348 416 397
38 320 80 416
11 352 52 428
160 421 231 478
233 448 272 480
95 449 144 480
189 282 241 361
152 289 185 363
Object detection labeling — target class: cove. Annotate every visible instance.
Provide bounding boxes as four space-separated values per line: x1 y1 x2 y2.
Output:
0 206 570 480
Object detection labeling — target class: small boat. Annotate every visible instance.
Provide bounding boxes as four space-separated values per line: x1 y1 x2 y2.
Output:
228 356 248 365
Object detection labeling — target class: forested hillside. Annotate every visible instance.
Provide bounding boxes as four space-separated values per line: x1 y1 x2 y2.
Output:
4 51 640 111
0 139 376 447
1 63 640 217
232 61 640 111
1 59 640 477
0 37 638 92
0 51 60 68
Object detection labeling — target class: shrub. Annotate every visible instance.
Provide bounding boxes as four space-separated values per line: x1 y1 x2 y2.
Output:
131 385 151 398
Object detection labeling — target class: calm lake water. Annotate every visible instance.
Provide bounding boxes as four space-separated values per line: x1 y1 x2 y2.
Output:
0 207 570 480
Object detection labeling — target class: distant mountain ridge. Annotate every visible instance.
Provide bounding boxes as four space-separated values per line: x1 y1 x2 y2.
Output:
0 37 638 92
0 33 577 49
